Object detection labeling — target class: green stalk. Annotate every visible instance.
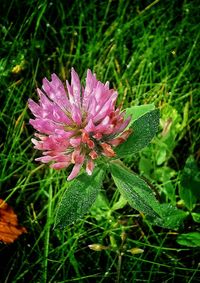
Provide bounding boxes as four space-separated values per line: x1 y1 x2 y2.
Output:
43 179 53 283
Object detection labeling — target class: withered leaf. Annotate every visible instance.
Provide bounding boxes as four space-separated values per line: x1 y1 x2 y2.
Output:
0 199 27 244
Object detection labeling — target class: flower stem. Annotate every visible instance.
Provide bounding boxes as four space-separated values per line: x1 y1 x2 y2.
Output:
43 176 53 283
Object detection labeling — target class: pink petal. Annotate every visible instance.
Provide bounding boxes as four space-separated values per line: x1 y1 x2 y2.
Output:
71 150 85 164
86 159 95 175
81 132 95 149
66 80 74 104
89 150 98 160
31 138 44 150
29 89 72 124
108 129 132 146
42 74 70 109
101 142 116 157
82 69 98 109
71 68 81 106
71 104 82 125
51 162 70 170
30 118 62 134
54 129 75 138
67 163 82 181
84 119 96 132
28 99 42 117
113 116 131 134
92 94 117 123
34 133 47 140
70 137 82 147
87 139 95 149
95 116 111 133
93 133 102 140
87 96 97 117
35 156 54 163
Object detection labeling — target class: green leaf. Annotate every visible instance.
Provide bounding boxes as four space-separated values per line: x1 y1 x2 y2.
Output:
139 156 153 178
110 161 161 218
179 156 200 211
111 194 127 211
90 192 111 221
150 204 188 230
55 168 105 228
154 167 177 204
192 213 200 223
179 186 196 211
116 109 160 157
177 232 200 247
125 104 155 125
155 144 167 165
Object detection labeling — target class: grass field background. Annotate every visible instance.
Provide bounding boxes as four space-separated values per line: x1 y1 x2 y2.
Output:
0 0 200 282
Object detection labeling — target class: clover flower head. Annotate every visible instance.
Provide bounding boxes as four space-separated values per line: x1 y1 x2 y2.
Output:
28 68 131 180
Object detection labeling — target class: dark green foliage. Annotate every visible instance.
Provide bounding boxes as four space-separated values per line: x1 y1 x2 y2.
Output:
116 109 160 157
177 232 200 247
55 168 104 227
179 156 200 210
110 161 161 218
